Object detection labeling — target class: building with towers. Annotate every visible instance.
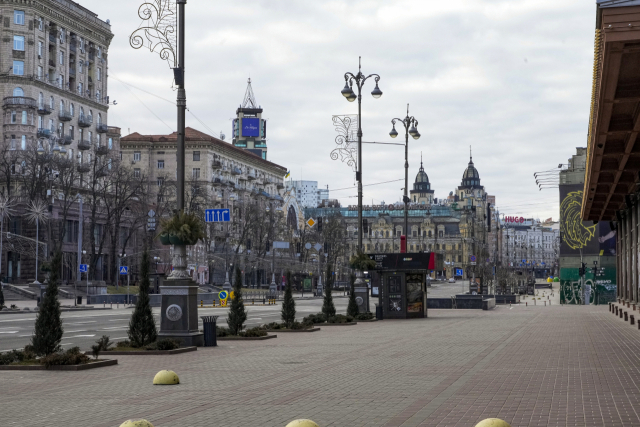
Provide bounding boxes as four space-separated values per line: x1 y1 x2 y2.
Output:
232 78 268 160
409 155 434 205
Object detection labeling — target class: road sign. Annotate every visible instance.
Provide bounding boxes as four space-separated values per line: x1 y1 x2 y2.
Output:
205 209 231 223
229 291 235 300
79 264 88 273
147 209 157 232
218 290 229 300
314 243 323 251
455 268 463 276
305 243 312 250
220 299 227 307
119 266 128 275
306 218 316 228
469 255 476 262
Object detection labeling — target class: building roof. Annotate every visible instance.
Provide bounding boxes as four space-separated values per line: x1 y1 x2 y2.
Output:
597 0 640 8
121 127 287 172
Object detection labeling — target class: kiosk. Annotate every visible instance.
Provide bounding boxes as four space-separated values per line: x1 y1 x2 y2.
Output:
368 253 443 319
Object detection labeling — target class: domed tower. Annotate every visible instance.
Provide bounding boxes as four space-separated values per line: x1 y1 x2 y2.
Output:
460 156 481 188
410 155 435 204
457 147 485 206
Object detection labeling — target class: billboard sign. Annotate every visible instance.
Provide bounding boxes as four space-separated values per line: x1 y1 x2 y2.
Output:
559 184 599 256
241 118 260 137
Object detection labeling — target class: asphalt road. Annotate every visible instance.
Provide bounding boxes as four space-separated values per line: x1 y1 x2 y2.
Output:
0 297 349 352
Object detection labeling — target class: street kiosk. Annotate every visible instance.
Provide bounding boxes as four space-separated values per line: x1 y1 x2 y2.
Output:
368 252 443 319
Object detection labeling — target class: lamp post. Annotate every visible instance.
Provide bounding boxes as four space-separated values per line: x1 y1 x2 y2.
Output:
340 57 382 252
389 104 420 240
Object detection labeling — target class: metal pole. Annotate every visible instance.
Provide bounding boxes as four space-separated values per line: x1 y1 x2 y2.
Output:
404 125 409 240
0 217 3 280
357 80 363 253
76 195 82 303
128 272 130 306
35 218 39 284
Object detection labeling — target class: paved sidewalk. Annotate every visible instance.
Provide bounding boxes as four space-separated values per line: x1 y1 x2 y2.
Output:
2 304 639 427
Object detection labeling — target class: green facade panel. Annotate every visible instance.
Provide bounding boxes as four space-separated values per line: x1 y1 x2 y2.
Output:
560 267 616 305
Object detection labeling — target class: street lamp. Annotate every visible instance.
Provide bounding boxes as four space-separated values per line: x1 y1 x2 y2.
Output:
389 104 420 242
341 56 382 253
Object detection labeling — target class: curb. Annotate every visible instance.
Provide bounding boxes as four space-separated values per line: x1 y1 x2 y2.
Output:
320 322 358 326
89 346 198 356
217 334 277 341
263 328 321 333
0 359 118 371
0 307 113 315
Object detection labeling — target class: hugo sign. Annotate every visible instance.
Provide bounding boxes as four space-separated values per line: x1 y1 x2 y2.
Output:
504 216 525 224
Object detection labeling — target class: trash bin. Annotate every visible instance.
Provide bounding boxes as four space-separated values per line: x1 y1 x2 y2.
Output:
375 304 383 320
77 296 82 305
201 315 219 347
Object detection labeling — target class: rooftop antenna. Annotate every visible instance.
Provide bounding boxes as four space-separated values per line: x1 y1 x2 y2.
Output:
242 77 258 109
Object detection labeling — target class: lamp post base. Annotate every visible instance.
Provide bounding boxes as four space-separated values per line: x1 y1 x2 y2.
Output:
159 278 203 347
354 270 370 313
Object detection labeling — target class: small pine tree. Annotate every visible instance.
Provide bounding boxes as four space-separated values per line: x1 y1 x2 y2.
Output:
31 251 63 356
128 248 157 347
322 263 336 320
281 270 296 328
227 266 247 335
0 282 5 310
347 273 359 317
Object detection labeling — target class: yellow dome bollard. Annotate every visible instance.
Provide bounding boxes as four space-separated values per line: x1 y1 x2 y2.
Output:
285 420 320 427
119 420 155 427
475 419 511 427
152 370 180 385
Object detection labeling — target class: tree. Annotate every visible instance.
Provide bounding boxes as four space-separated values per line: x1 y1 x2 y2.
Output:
347 273 359 317
281 270 296 328
128 248 157 347
322 263 336 319
227 266 247 335
31 251 63 356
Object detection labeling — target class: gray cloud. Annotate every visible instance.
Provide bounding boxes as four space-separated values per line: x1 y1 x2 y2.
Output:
90 0 595 220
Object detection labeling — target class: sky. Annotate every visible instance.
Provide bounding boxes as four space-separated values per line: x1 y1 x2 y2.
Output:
85 0 597 221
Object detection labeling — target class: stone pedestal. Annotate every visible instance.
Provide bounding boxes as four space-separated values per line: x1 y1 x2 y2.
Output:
354 270 370 313
158 279 204 347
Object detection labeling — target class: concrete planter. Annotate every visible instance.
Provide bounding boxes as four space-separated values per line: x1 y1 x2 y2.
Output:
91 346 197 356
263 328 320 333
217 334 277 341
322 322 358 326
0 359 118 371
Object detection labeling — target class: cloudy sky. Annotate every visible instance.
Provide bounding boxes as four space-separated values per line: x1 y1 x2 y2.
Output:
87 0 596 221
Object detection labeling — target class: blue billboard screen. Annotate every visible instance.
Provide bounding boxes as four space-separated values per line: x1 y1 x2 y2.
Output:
242 118 260 137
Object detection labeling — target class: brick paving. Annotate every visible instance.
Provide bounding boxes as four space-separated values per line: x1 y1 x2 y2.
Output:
3 304 640 427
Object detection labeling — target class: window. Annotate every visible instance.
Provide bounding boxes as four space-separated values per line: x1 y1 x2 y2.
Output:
48 119 53 132
38 93 43 108
157 177 164 187
59 74 64 89
96 90 100 102
133 152 141 162
97 68 101 81
193 151 200 161
13 36 24 51
21 111 27 125
38 41 43 57
63 220 78 243
78 82 83 94
413 230 417 237
68 148 73 160
37 66 43 79
49 96 54 109
12 88 23 98
38 17 43 31
21 136 26 150
59 100 64 113
157 160 164 169
192 168 200 179
68 125 74 138
133 168 140 178
70 104 74 116
97 113 102 125
14 10 25 25
12 61 23 76
11 111 16 124
108 137 113 149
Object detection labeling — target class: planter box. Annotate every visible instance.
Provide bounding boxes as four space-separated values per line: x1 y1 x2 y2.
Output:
0 359 117 371
217 334 277 341
322 322 358 326
92 346 197 356
263 328 320 333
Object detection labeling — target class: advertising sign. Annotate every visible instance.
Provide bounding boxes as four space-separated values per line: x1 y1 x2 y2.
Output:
559 184 599 256
560 267 616 305
367 253 437 271
303 278 312 291
241 118 260 137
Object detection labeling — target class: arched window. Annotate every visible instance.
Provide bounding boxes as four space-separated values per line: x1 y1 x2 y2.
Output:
49 96 54 109
13 87 23 97
70 104 74 116
38 93 43 108
96 90 101 102
97 113 102 125
59 100 64 113
89 109 93 119
80 107 84 118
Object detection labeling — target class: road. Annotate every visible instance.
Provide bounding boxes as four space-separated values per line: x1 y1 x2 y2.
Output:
0 297 349 352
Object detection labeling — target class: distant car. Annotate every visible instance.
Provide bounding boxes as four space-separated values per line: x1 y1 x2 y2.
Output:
448 278 455 283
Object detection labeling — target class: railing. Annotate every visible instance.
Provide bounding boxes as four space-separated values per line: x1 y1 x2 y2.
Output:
48 59 55 67
212 160 222 169
37 128 51 138
77 163 90 173
247 172 256 180
58 110 72 121
231 167 241 175
3 97 36 109
48 33 56 43
69 67 76 76
96 124 108 133
78 114 92 127
70 43 76 53
37 105 52 115
62 134 73 145
77 140 91 150
96 145 109 156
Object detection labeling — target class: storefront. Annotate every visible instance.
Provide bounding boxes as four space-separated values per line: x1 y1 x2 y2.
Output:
368 252 442 319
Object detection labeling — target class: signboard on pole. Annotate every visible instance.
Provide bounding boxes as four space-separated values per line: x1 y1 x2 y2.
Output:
119 266 128 275
470 255 476 266
79 264 88 273
205 209 231 223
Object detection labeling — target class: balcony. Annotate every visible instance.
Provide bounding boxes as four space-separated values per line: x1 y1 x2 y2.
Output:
107 126 121 136
77 140 91 150
247 171 256 180
78 115 92 128
48 59 55 67
211 160 221 169
70 44 76 53
61 134 73 145
96 124 108 133
48 34 56 44
277 183 284 189
3 97 36 109
37 128 51 138
59 110 72 121
69 67 76 76
37 105 52 115
231 167 241 175
96 145 109 156
77 163 90 174
96 169 108 178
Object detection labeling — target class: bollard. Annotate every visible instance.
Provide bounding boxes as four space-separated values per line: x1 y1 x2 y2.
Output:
252 299 254 305
117 302 119 309
625 311 629 322
285 420 320 427
474 419 511 427
631 315 635 325
119 420 155 427
153 370 180 385
526 302 528 307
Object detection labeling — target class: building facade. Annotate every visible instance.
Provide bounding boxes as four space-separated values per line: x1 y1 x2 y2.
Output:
499 218 560 277
286 180 330 208
232 79 268 160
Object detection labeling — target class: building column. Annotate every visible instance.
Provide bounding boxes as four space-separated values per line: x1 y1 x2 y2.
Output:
626 211 632 302
620 213 626 302
617 214 622 301
634 202 638 305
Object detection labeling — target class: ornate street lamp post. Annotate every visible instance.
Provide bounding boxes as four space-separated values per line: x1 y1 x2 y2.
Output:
389 104 420 242
340 57 382 252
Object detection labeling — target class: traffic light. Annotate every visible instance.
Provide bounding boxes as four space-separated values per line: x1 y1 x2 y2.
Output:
317 217 323 233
